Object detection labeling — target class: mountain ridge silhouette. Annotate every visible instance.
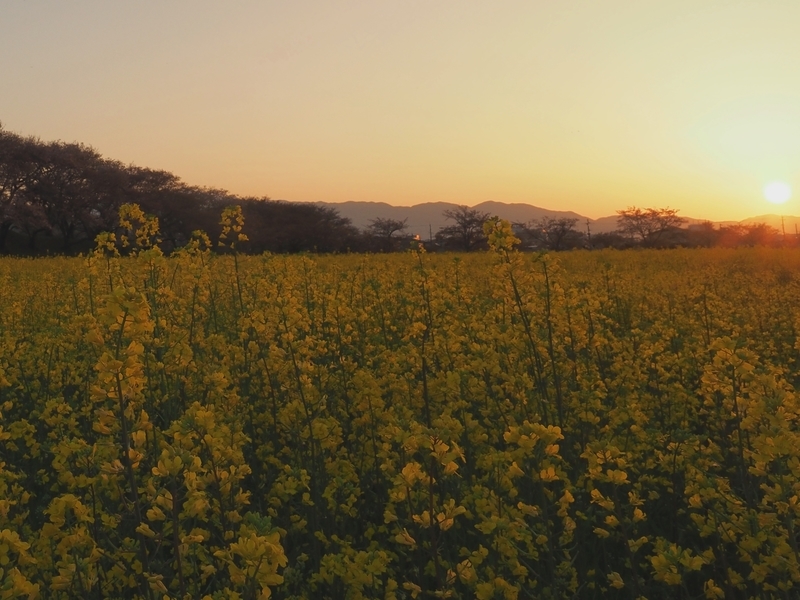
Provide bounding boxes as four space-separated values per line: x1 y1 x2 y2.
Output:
306 200 793 237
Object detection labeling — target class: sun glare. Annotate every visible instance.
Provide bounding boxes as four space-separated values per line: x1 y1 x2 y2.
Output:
764 181 792 205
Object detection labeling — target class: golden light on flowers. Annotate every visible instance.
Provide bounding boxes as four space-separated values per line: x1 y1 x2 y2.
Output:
2 209 800 597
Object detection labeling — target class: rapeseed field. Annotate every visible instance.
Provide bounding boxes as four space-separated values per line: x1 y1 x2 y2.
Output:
2 209 800 598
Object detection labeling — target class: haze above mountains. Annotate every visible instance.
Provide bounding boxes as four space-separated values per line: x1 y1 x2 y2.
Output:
313 201 800 238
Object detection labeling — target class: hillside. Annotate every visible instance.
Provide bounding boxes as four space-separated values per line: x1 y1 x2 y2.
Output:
314 200 619 237
314 200 796 236
741 214 800 234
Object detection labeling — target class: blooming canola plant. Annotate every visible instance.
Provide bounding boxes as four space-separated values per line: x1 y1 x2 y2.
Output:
0 207 799 598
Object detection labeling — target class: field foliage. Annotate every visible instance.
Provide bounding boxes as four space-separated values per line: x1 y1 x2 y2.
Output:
2 213 800 598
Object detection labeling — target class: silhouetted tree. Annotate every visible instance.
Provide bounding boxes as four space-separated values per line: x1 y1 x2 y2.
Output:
30 142 126 252
128 169 229 251
366 217 408 252
741 223 780 247
435 206 490 251
683 221 720 248
616 206 686 247
0 126 49 253
0 123 374 256
242 199 360 253
590 231 631 249
716 224 746 248
516 216 584 251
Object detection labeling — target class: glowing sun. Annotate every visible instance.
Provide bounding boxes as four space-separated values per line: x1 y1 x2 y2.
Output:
764 181 792 204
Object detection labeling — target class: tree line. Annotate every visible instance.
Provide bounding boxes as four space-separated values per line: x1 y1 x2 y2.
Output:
0 124 362 255
418 205 793 252
1 123 791 255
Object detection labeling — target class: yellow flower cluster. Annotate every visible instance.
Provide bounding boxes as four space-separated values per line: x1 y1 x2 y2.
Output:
2 210 800 598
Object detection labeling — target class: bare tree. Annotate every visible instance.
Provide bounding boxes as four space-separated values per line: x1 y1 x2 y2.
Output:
616 206 686 247
367 217 408 251
435 205 491 251
517 216 584 251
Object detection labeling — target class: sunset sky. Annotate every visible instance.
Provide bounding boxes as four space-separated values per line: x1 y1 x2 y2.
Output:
3 1 800 221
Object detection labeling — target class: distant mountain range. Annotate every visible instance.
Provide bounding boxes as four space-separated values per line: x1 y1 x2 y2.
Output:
313 201 800 238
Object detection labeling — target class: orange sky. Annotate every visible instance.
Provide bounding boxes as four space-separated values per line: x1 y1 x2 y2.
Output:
2 1 800 221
